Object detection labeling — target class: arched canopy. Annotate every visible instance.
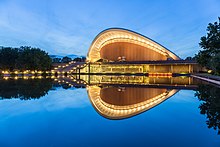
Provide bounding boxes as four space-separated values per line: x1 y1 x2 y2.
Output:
87 28 180 62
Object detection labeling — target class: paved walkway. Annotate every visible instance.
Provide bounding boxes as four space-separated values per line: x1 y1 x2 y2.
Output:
191 74 220 86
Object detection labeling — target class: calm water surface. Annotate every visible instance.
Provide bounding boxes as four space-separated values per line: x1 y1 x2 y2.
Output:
0 76 219 147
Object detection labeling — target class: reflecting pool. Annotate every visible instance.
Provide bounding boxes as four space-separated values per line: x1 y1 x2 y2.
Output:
0 76 219 147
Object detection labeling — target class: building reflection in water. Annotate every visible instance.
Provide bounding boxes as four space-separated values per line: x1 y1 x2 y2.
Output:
0 75 199 120
1 75 219 133
72 75 197 120
87 85 178 119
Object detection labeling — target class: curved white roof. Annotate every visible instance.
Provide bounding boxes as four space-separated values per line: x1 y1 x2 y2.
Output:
87 28 180 62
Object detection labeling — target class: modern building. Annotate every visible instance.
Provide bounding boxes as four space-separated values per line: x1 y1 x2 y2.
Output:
87 28 180 62
79 28 199 74
77 28 200 119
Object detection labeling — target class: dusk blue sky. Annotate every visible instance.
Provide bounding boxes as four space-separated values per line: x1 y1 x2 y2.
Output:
0 0 219 58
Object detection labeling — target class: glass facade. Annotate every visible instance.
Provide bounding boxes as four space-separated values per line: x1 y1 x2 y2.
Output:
78 63 195 74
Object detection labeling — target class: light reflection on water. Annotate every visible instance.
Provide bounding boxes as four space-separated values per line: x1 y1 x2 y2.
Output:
0 76 219 147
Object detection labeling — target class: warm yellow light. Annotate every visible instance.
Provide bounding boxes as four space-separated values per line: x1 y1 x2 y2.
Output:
207 70 212 73
3 71 9 74
23 76 28 80
3 77 9 80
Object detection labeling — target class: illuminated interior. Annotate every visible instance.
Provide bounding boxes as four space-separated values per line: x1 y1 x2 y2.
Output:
87 28 180 62
78 75 193 85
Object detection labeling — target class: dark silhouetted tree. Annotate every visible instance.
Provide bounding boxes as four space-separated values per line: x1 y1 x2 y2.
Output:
0 78 53 100
61 56 72 63
0 46 52 71
195 84 220 134
195 17 220 74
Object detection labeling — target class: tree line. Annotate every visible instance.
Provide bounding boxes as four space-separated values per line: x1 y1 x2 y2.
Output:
0 46 52 71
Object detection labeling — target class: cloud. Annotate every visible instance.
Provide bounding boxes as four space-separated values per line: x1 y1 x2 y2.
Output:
0 0 91 55
0 0 219 58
